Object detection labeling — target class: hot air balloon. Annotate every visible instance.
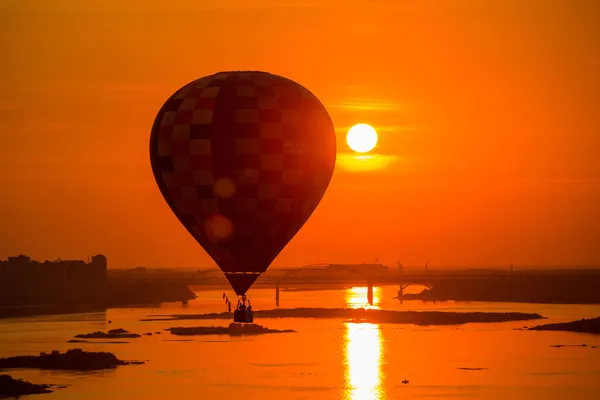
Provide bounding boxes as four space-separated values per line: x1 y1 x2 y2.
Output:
150 71 336 322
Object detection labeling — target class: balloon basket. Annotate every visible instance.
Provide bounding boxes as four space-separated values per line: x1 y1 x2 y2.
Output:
233 309 254 323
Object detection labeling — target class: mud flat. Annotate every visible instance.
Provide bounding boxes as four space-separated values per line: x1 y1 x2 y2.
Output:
74 328 140 339
142 308 544 326
529 317 600 334
0 349 143 371
67 340 130 344
168 323 295 336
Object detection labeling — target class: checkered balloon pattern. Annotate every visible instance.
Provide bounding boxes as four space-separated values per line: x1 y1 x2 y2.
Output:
150 71 336 295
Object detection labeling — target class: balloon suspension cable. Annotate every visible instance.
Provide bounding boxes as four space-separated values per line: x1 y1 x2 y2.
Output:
222 292 233 312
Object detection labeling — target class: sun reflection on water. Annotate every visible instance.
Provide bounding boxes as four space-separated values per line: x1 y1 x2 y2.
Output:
344 322 386 400
346 286 381 310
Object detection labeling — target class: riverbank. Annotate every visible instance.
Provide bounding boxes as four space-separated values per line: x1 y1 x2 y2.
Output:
0 281 197 319
0 304 106 319
529 317 600 334
402 278 600 304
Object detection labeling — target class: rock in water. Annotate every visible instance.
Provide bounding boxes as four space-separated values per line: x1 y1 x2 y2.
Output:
0 374 53 397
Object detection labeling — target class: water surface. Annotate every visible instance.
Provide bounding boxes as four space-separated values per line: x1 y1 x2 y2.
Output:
1 286 599 399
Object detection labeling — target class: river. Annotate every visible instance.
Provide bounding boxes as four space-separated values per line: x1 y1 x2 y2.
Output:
1 285 599 399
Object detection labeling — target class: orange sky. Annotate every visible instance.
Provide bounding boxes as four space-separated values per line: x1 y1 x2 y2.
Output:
2 0 599 268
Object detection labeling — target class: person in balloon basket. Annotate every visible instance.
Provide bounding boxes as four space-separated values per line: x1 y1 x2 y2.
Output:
234 297 254 323
236 298 252 312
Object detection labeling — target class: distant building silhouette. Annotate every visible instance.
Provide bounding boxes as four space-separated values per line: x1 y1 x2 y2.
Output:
0 254 107 309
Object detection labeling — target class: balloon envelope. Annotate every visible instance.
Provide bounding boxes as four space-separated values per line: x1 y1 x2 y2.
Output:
150 71 336 295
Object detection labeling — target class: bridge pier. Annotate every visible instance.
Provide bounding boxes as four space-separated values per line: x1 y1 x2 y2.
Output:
275 280 280 307
367 282 373 305
397 285 404 304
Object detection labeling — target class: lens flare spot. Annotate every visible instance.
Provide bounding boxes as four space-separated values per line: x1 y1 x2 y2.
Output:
214 178 236 199
244 169 259 179
205 214 234 242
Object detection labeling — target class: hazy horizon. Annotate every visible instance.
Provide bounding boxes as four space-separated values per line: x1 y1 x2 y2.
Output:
3 253 599 271
2 0 599 269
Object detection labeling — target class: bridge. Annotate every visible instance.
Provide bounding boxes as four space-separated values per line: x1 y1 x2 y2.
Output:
159 264 515 306
108 265 600 306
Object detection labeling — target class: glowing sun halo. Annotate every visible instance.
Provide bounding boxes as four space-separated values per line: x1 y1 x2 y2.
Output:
347 124 378 153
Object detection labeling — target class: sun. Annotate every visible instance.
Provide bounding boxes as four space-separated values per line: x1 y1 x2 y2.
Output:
347 124 378 153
